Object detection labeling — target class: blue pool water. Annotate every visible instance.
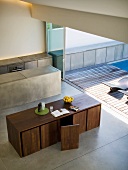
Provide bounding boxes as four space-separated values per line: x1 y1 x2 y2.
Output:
111 60 128 72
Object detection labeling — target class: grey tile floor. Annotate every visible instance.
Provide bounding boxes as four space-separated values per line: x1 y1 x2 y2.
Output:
0 81 128 170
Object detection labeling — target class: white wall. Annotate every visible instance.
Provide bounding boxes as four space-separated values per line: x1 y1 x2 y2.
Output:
66 28 114 49
0 0 46 60
47 27 114 51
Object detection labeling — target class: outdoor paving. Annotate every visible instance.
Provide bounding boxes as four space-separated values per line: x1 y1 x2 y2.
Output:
65 64 128 119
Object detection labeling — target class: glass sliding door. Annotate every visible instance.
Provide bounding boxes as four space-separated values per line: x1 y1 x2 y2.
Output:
46 23 65 79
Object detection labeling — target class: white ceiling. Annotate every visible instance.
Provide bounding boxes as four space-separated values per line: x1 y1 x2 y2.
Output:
21 0 128 18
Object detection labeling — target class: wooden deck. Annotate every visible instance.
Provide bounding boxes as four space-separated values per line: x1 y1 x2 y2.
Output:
65 64 128 119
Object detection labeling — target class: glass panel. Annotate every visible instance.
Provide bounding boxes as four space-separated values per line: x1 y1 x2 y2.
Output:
46 23 65 79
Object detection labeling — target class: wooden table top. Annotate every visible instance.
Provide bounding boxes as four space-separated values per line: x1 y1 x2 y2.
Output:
6 93 101 132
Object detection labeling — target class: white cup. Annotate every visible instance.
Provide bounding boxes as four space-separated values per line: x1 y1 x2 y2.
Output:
50 106 53 112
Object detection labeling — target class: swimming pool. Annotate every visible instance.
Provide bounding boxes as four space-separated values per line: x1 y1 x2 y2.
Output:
110 60 128 72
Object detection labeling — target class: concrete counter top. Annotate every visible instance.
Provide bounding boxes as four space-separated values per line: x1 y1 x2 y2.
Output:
0 57 23 67
19 53 51 62
19 65 59 78
0 66 61 109
0 72 25 85
0 53 52 74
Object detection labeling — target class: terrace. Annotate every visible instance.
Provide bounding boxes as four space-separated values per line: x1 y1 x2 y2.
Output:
0 0 128 170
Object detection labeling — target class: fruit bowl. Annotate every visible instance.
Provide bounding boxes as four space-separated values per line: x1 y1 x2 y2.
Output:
63 96 74 103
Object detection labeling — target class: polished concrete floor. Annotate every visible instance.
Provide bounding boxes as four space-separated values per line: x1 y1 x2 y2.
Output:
0 81 128 170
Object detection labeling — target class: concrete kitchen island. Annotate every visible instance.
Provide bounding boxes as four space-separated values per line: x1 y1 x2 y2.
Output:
0 66 61 109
